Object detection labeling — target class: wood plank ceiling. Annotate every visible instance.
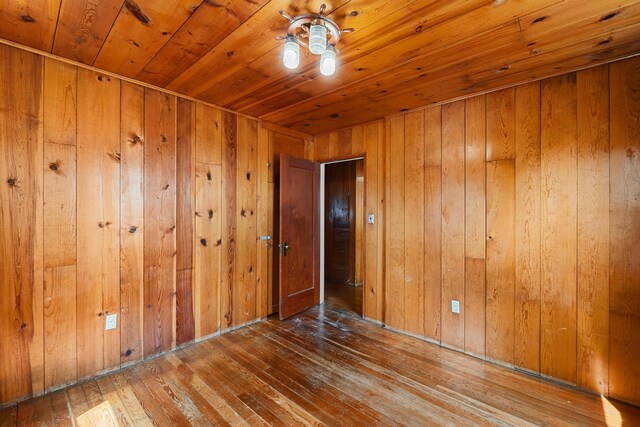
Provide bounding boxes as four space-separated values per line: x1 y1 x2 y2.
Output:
1 0 639 134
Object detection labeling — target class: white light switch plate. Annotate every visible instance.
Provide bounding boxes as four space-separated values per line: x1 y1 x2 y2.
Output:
105 314 117 330
451 300 460 314
368 214 375 224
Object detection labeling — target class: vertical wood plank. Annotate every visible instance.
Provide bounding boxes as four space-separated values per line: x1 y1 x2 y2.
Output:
43 58 77 387
120 82 145 364
403 111 424 336
486 88 516 161
77 68 120 377
514 81 541 373
176 98 196 345
144 89 176 357
386 115 405 330
576 65 609 394
486 160 516 365
195 104 222 166
0 45 44 402
441 101 465 350
235 116 258 326
195 164 221 337
220 112 237 329
375 121 386 323
257 126 270 319
363 121 380 320
464 95 486 357
609 57 640 405
424 106 442 342
540 73 578 384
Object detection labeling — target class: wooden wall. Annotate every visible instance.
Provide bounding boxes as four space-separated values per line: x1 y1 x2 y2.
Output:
0 43 275 405
314 124 386 322
314 56 640 406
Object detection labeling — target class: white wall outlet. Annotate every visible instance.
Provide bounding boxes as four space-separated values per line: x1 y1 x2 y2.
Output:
451 300 460 314
105 313 117 330
368 214 375 224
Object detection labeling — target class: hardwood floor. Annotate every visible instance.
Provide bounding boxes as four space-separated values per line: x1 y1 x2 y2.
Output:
324 280 363 317
1 302 639 426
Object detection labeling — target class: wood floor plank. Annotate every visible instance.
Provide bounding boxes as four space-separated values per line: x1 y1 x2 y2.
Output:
0 405 17 427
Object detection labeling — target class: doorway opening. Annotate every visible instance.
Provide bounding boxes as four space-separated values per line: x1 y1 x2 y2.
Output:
320 158 364 317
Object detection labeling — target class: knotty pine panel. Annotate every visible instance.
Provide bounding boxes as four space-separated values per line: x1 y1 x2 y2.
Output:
256 126 270 319
77 67 121 377
194 163 222 338
0 44 44 403
176 98 196 345
120 82 145 365
43 58 77 388
143 89 176 357
235 116 258 326
220 112 237 329
0 44 266 407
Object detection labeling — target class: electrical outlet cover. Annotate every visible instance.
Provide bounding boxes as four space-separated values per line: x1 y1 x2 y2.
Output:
105 314 117 330
451 300 460 314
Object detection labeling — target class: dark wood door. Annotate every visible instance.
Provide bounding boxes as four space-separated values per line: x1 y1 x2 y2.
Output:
278 155 320 319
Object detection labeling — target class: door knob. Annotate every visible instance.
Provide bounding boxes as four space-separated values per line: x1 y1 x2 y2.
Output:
279 242 290 256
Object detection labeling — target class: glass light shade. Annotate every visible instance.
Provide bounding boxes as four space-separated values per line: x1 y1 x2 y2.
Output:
309 24 327 55
319 46 337 76
282 37 300 69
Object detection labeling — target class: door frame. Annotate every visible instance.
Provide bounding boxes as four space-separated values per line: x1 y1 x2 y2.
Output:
319 155 365 313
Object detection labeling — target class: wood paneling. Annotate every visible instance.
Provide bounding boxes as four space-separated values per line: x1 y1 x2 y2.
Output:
235 116 258 326
0 44 44 403
441 101 465 350
220 112 237 329
1 1 639 133
514 82 541 373
404 111 425 336
120 81 145 364
43 58 77 387
486 160 515 365
176 98 196 345
143 89 176 356
540 73 578 384
0 44 269 405
464 96 486 357
313 55 640 406
385 115 405 330
576 65 610 395
195 163 221 337
609 56 640 405
77 67 120 377
1 34 640 410
423 107 442 342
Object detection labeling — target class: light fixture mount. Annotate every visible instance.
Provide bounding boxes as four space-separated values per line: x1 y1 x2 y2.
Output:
277 3 354 76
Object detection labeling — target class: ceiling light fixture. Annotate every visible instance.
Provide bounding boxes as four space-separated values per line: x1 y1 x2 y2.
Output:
278 3 354 77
